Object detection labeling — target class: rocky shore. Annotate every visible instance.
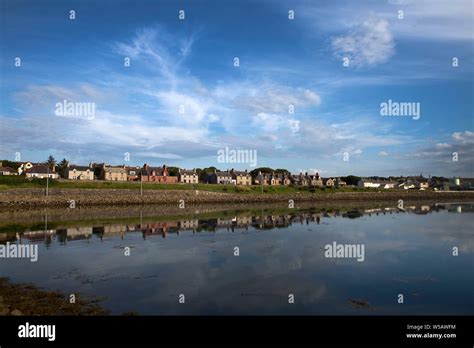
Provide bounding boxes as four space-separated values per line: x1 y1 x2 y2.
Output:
0 188 473 209
0 277 109 316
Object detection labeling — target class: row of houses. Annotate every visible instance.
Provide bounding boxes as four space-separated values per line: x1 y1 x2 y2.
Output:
356 176 471 190
356 178 429 190
1 161 470 190
0 161 345 187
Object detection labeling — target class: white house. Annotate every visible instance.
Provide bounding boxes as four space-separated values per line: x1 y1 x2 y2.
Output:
358 179 397 189
25 165 59 179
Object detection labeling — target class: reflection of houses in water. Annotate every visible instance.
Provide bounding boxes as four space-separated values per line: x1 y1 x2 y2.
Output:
56 227 92 243
21 229 56 246
217 218 233 230
446 204 470 213
414 205 431 214
141 221 178 239
236 216 252 225
179 219 199 231
252 214 291 229
197 218 218 232
0 232 18 244
92 224 143 240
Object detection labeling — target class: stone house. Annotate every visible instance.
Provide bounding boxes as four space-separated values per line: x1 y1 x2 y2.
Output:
293 172 310 186
281 173 293 186
64 164 94 180
178 169 199 184
324 178 336 187
230 169 251 185
309 172 323 187
99 164 127 181
253 171 272 186
141 164 178 183
270 173 284 186
207 170 233 184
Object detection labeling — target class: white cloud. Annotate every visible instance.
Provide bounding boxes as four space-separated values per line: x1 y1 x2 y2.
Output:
386 0 474 41
332 16 395 66
378 151 389 156
252 113 300 135
435 143 452 150
452 131 474 144
135 152 183 159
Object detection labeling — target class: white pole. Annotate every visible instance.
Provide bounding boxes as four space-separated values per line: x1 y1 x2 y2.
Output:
46 166 49 197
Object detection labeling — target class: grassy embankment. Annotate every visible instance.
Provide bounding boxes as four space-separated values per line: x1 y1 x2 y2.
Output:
0 175 379 194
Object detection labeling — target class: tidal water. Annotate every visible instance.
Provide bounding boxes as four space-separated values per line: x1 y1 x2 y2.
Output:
0 203 473 315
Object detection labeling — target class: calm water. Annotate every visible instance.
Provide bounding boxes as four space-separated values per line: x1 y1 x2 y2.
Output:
1 203 473 315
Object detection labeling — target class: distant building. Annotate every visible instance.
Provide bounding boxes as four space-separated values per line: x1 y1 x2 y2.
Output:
25 165 59 179
207 170 233 184
443 177 461 191
254 171 272 186
398 176 429 190
309 173 324 187
64 164 94 180
293 172 310 186
0 166 16 175
230 169 251 185
357 179 397 189
141 164 178 183
178 169 199 184
102 165 127 181
17 162 35 175
415 178 429 189
324 178 336 187
126 166 141 181
335 178 347 187
270 173 284 186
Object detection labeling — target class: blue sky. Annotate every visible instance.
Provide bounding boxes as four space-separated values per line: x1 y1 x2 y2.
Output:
0 0 473 177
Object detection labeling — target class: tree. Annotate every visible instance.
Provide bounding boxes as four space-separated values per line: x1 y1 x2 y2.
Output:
56 158 68 177
342 175 361 186
198 167 219 183
249 167 274 178
0 160 20 170
46 155 56 170
167 166 180 176
275 168 291 175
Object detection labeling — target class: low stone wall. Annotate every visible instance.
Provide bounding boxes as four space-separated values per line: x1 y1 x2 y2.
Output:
0 188 473 209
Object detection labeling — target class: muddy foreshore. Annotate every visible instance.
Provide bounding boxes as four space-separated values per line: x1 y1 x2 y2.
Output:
1 188 473 209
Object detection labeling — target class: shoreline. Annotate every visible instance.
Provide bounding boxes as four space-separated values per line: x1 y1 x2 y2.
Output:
0 187 473 209
0 277 110 316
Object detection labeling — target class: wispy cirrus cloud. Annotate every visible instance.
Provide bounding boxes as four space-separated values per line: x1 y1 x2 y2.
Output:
331 16 395 66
